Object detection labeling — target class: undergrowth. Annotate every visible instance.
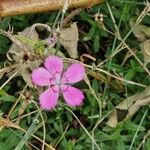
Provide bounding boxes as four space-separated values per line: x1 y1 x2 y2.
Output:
0 0 150 150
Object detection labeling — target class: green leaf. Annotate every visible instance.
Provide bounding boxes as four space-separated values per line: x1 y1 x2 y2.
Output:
87 92 97 107
117 137 125 150
0 17 11 30
74 145 84 150
146 138 150 150
0 35 10 54
92 79 99 93
105 62 123 72
125 69 136 80
87 25 96 38
53 122 63 134
0 96 16 102
124 122 145 132
0 129 21 150
94 31 100 52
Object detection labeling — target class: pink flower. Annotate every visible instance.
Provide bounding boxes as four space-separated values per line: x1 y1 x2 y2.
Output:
31 56 85 110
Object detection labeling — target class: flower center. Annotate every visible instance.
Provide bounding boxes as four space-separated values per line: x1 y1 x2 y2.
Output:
50 72 62 86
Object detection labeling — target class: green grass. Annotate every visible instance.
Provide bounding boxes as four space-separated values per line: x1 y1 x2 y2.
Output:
0 0 150 150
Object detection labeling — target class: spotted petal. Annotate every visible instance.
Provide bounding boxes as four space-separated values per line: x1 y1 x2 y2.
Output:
62 63 85 84
61 85 84 106
39 86 59 109
31 67 52 86
44 56 63 75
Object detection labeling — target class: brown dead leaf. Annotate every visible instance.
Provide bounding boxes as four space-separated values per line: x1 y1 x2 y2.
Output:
5 23 64 87
107 109 118 128
0 64 16 79
8 59 42 87
15 91 33 123
107 86 150 127
8 23 54 60
130 20 150 41
0 117 21 131
140 40 150 66
18 61 41 87
59 23 79 58
130 20 150 66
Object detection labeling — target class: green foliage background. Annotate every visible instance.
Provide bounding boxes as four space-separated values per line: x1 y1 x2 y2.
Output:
0 0 150 150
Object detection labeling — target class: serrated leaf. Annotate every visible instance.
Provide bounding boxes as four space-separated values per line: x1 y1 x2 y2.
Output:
124 121 145 131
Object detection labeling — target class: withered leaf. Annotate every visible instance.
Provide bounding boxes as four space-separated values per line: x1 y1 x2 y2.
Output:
0 117 21 131
130 20 150 42
6 23 63 86
107 109 118 128
0 65 16 79
130 20 150 66
107 86 150 127
59 23 79 58
140 40 150 66
17 60 42 87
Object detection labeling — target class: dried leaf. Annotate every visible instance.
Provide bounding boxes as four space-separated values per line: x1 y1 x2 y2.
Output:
130 20 150 41
107 86 150 127
140 40 150 66
0 117 21 131
6 23 63 86
12 59 42 87
0 65 16 79
18 91 32 121
9 23 53 59
130 20 150 66
59 23 79 58
107 109 118 128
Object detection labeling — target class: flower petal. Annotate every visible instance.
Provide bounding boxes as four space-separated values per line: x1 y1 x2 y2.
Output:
61 85 84 106
39 86 59 109
44 56 63 75
62 63 85 84
31 67 52 86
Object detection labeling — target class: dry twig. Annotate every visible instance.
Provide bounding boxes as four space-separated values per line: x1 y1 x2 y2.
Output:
0 0 104 17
